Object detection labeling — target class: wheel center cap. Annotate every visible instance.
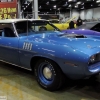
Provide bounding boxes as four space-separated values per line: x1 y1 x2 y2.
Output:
43 67 52 79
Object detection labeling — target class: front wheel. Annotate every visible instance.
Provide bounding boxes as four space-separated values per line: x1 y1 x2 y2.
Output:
34 59 65 91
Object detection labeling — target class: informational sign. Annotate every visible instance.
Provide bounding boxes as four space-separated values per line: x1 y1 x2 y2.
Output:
0 0 17 19
0 0 13 2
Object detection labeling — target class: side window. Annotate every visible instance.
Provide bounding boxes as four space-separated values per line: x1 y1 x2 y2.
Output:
0 23 15 37
15 21 28 34
3 27 15 37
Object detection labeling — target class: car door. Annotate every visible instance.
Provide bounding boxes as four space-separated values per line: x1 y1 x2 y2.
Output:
0 24 20 65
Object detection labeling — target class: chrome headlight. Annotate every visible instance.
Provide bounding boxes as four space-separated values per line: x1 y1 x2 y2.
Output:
90 55 96 64
89 54 100 65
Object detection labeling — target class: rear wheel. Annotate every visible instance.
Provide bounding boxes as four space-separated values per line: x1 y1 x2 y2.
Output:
34 59 65 91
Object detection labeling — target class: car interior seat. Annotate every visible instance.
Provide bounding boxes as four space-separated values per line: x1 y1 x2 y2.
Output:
3 27 15 37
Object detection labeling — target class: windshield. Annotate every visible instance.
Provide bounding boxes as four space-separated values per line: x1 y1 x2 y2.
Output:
15 20 60 36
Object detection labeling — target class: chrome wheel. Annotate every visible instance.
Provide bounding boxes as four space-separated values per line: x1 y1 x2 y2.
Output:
43 67 52 80
34 59 65 91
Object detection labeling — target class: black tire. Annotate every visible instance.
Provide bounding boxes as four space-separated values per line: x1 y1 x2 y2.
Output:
34 59 65 91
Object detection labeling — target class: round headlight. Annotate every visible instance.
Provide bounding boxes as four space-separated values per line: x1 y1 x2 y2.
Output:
90 55 96 63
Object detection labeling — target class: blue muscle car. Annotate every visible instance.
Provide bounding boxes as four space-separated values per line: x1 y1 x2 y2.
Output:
1 19 100 91
62 21 100 39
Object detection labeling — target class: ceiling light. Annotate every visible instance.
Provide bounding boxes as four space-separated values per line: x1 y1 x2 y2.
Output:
53 5 56 7
68 0 73 1
75 5 78 8
96 0 100 3
77 1 81 4
68 4 71 7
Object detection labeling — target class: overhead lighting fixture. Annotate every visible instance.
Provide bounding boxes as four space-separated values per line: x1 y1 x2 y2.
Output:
53 5 56 9
69 0 72 1
75 5 78 8
68 4 71 7
77 1 81 4
96 0 100 3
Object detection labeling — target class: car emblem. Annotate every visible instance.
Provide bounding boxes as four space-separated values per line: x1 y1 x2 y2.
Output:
87 45 92 49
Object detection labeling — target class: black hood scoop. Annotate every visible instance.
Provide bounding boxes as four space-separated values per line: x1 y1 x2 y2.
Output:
58 33 87 38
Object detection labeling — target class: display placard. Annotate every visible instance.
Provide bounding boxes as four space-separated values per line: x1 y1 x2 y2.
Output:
0 0 13 2
0 0 17 19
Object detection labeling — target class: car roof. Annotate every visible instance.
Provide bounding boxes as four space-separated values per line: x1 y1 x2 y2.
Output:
0 19 47 23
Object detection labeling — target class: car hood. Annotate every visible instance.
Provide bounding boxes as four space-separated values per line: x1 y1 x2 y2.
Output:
62 29 100 36
28 31 100 55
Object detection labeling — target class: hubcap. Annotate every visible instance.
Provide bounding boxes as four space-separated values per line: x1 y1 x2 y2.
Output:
43 67 52 80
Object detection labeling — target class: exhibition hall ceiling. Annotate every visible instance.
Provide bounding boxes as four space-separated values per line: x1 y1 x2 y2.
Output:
21 0 100 13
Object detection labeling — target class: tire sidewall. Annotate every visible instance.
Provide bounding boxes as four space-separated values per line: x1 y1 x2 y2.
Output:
34 59 62 90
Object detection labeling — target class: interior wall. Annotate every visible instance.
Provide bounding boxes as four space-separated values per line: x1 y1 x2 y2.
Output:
71 7 100 20
93 8 100 19
80 10 85 20
59 12 70 22
72 9 79 20
58 7 100 21
85 9 93 19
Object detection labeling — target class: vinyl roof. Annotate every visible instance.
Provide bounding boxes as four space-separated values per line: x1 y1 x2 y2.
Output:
0 19 47 23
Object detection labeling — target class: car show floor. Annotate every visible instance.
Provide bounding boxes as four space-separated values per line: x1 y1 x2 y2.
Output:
0 62 100 100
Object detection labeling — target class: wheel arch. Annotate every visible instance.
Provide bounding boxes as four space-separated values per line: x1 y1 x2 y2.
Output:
30 56 63 73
